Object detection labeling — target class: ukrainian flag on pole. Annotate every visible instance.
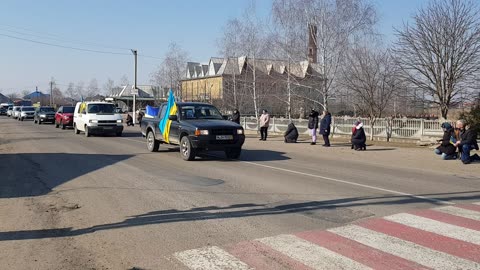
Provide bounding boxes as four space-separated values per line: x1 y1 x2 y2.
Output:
159 89 177 143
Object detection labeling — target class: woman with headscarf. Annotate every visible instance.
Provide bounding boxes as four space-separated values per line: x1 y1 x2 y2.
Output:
284 122 299 143
351 120 366 150
435 122 457 160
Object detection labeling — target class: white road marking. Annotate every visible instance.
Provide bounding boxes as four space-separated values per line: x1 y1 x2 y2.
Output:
257 234 371 270
435 206 480 221
174 246 252 270
241 160 451 205
121 136 452 205
384 213 480 245
330 225 480 269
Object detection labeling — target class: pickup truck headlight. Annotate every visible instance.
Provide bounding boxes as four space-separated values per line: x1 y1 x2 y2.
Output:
237 129 244 135
195 129 209 136
89 119 98 123
39 114 46 118
117 119 123 123
21 112 27 116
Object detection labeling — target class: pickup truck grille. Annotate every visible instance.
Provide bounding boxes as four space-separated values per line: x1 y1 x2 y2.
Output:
211 128 235 135
99 120 117 124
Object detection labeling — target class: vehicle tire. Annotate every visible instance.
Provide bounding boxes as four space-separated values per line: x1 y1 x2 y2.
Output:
55 121 59 128
225 147 242 159
146 131 160 152
20 117 24 121
38 120 41 125
84 126 90 137
33 119 37 124
180 136 196 161
74 124 80 134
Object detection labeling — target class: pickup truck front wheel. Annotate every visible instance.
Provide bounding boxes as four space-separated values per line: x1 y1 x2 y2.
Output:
225 147 242 159
147 131 160 152
180 136 196 161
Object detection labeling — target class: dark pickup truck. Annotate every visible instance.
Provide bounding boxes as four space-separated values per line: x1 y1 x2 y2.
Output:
140 102 245 161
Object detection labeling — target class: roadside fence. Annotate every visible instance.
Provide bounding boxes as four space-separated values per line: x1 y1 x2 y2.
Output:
241 116 450 140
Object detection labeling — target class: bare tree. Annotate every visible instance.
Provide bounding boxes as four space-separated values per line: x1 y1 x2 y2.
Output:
104 78 115 96
7 93 18 100
75 82 85 100
21 90 30 99
342 46 399 140
151 42 188 100
64 82 76 100
394 0 480 119
119 75 129 87
86 79 99 98
272 0 377 111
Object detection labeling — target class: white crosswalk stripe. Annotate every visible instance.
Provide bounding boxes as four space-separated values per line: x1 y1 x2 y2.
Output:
385 213 480 245
174 246 252 270
329 225 480 269
257 234 371 270
435 206 480 221
175 203 480 270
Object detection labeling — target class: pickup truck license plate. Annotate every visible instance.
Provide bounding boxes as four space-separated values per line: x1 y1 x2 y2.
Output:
216 135 233 140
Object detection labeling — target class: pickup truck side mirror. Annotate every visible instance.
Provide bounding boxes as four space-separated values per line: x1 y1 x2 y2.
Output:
168 115 178 121
222 115 229 120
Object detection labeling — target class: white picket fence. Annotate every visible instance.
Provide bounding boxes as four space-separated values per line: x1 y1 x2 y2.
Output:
241 116 447 139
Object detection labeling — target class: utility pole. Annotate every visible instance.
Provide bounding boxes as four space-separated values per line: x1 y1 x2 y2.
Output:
50 80 53 106
131 49 138 124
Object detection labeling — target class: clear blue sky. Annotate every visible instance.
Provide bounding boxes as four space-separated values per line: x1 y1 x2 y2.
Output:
0 0 427 95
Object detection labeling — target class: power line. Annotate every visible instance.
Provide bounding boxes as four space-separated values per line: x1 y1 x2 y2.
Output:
0 33 132 55
0 23 132 51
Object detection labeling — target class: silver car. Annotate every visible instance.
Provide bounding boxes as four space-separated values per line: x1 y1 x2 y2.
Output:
6 106 13 117
12 106 21 119
18 106 35 121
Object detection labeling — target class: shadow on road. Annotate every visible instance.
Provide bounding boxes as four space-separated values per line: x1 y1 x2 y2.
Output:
0 153 134 199
1 190 478 241
196 149 291 162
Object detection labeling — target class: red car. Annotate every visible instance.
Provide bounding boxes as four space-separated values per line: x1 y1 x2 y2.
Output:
55 106 75 129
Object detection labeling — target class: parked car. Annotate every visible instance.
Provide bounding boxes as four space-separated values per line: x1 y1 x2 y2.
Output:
55 106 75 129
6 106 13 117
34 106 56 124
73 102 124 137
140 102 245 161
0 107 7 116
18 106 35 121
12 106 21 119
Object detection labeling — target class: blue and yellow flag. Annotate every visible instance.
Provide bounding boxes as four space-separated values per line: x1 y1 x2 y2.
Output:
159 89 177 143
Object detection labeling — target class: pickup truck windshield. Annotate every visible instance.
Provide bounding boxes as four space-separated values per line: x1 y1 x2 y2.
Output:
87 104 115 114
39 107 55 112
180 105 223 120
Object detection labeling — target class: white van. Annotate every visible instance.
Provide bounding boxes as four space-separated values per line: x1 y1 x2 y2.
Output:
73 102 124 137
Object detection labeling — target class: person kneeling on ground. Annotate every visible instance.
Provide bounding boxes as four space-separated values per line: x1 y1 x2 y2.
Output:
284 122 299 143
453 119 479 164
126 114 134 126
434 122 457 160
351 121 366 150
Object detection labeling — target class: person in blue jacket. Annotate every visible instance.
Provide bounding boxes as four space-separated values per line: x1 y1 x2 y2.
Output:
319 110 331 147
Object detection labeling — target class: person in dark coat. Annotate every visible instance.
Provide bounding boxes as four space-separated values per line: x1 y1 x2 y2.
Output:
351 121 366 150
137 111 144 125
284 122 299 143
453 119 480 164
319 110 332 147
308 109 319 145
434 122 457 160
126 114 134 126
231 109 240 124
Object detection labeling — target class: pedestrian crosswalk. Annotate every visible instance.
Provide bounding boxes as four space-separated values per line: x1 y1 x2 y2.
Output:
174 203 480 269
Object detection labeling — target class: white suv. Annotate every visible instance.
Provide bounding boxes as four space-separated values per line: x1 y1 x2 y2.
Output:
73 102 124 137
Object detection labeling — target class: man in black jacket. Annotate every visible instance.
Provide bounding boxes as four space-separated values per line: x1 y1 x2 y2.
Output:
435 122 457 160
308 109 319 145
454 119 480 164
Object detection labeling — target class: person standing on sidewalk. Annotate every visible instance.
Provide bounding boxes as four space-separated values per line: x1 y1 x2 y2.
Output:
259 109 270 141
319 110 331 147
231 109 240 124
308 109 319 145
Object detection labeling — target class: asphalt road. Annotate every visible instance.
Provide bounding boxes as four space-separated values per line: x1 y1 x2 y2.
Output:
0 117 479 269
